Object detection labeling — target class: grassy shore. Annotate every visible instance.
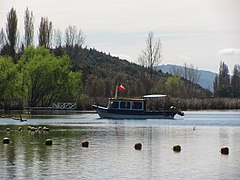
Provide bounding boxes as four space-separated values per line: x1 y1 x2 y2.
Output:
169 97 240 110
1 97 239 111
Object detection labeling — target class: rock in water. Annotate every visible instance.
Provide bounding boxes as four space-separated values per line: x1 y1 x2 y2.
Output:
221 146 229 155
134 143 142 150
3 137 10 144
173 145 182 152
82 141 89 148
45 139 53 146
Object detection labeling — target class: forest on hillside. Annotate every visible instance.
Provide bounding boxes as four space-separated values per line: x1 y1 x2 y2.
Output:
0 8 239 110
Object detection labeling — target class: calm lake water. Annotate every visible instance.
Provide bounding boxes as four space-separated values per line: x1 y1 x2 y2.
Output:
0 110 240 180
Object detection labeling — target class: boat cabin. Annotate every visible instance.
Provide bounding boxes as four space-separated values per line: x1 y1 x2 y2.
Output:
107 98 146 111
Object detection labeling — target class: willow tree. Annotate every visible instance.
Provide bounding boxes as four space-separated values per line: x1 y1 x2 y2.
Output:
0 56 22 109
138 31 162 78
19 46 84 107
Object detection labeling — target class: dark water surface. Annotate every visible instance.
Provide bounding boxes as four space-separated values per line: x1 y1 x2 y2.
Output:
0 111 240 179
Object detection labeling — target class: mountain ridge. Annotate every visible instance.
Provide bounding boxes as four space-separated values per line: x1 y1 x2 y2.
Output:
155 64 217 92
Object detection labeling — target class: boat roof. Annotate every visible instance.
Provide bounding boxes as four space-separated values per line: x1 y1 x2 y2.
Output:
143 94 167 98
109 98 145 102
109 94 167 101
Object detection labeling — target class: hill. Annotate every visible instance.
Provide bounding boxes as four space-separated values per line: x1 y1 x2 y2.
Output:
59 48 212 102
155 64 217 92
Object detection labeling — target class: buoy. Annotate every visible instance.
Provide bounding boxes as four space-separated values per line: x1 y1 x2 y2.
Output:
45 139 53 146
173 145 182 152
134 143 142 150
221 146 229 155
43 127 49 131
6 128 10 132
31 127 37 131
82 140 89 148
3 137 10 144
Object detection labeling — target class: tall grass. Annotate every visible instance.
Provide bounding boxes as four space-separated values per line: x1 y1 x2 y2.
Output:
170 97 240 110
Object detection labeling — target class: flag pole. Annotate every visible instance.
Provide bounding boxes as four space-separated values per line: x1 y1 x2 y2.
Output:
115 83 118 98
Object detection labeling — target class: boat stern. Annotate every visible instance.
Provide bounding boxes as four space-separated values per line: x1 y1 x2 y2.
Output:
170 106 184 117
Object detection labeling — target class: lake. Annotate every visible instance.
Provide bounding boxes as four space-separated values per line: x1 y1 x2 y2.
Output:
0 110 240 179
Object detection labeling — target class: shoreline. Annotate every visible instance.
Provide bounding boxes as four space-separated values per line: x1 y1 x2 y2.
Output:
0 110 97 116
1 109 240 116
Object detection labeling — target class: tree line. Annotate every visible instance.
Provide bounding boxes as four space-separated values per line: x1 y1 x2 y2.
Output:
0 8 86 63
214 61 240 98
3 7 237 110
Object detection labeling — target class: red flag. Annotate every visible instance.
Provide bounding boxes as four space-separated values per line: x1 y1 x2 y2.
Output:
118 84 125 92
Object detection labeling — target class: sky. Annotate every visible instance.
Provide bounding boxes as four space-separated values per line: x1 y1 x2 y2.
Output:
1 0 240 73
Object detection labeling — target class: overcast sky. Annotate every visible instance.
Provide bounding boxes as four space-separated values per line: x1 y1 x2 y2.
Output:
1 0 240 73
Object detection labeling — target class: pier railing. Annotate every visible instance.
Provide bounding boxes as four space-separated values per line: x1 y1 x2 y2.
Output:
25 102 77 110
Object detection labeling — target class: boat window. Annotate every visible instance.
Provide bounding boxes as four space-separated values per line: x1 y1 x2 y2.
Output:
120 102 130 109
110 101 119 109
132 102 143 109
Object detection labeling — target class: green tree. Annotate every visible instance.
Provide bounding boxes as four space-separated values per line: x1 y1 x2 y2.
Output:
19 46 83 107
5 8 18 61
24 7 34 47
214 61 231 97
0 56 22 109
170 63 201 97
165 76 184 97
38 17 52 48
85 75 105 98
231 64 240 97
67 71 84 102
213 74 219 97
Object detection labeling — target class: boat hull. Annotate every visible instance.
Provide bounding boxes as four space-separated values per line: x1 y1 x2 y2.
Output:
92 105 176 119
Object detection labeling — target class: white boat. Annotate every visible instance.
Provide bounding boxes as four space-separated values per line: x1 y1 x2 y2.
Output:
92 94 184 119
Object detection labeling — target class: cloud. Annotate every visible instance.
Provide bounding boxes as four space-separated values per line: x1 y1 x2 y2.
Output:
217 48 240 56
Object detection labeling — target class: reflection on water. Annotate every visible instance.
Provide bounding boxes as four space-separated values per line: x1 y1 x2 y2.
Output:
0 111 240 179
